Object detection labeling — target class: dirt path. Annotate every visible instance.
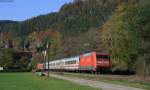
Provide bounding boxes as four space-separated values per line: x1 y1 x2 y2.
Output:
50 74 145 90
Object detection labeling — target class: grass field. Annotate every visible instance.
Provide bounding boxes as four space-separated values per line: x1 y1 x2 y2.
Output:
62 73 150 90
0 73 99 90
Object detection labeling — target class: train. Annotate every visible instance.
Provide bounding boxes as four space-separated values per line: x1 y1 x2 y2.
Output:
36 52 111 73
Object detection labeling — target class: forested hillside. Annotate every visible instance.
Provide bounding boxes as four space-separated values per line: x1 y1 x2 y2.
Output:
0 0 130 58
0 0 130 36
0 0 149 76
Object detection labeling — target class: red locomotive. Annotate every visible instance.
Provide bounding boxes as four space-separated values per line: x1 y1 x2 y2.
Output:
36 52 111 73
36 63 44 71
79 52 111 72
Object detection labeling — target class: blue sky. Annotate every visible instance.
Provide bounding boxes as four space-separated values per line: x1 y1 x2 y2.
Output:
0 0 73 21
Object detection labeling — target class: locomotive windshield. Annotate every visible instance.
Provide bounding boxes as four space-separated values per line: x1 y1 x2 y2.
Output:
96 55 110 60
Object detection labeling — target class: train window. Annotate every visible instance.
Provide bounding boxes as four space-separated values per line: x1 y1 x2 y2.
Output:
70 61 72 64
65 61 69 64
74 60 77 64
74 60 76 64
72 60 76 64
72 61 74 64
96 55 110 60
65 60 77 64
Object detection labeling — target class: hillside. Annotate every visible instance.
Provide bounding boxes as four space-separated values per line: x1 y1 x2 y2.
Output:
0 20 18 32
0 0 131 37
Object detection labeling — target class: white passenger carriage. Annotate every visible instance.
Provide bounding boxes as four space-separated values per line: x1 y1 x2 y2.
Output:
45 56 79 71
63 56 79 71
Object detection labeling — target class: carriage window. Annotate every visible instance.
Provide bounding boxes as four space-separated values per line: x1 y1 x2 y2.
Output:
74 60 76 64
96 55 110 60
65 60 76 64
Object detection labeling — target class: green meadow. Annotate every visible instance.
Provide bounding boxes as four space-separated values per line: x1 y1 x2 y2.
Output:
0 73 99 90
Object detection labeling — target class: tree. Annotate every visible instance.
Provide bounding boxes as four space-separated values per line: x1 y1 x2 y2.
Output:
19 56 30 70
0 49 16 69
47 31 63 59
101 4 139 71
101 0 150 76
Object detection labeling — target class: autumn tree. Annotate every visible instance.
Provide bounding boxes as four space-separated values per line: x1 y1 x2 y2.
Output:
101 0 150 76
0 49 17 69
47 30 63 60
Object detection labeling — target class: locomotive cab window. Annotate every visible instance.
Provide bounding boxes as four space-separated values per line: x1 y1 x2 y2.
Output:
96 55 110 60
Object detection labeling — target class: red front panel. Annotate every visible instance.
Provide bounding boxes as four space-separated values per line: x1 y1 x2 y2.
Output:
36 64 44 70
97 60 110 67
96 53 111 69
79 52 96 71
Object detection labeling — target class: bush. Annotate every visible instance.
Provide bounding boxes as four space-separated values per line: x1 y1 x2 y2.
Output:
112 69 135 75
0 69 31 73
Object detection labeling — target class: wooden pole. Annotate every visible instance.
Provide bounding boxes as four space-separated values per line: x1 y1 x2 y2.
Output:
47 57 50 77
46 43 50 78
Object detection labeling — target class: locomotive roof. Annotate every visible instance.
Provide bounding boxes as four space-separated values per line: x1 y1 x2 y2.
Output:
82 51 110 56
